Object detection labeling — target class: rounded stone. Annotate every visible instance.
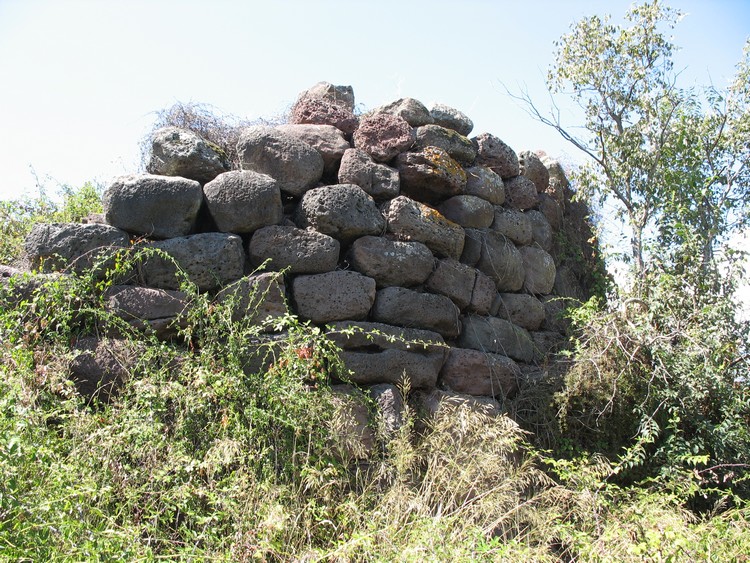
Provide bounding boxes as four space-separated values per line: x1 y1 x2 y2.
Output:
203 170 282 234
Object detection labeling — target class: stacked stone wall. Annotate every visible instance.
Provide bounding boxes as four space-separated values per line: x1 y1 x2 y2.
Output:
19 82 601 432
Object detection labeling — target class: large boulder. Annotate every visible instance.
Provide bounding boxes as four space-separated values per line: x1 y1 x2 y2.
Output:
353 113 415 162
519 150 550 193
146 126 228 184
492 292 545 331
491 208 532 246
69 336 139 402
103 174 203 239
474 230 525 292
395 147 467 203
140 232 245 291
424 258 477 310
371 286 461 339
526 210 553 251
327 321 447 389
248 225 340 274
24 222 129 274
337 148 400 201
457 315 535 363
296 184 385 243
413 124 477 164
472 133 519 179
292 270 376 324
469 270 496 315
347 236 435 288
464 166 505 205
289 96 359 136
504 175 539 210
429 103 473 136
104 285 189 340
520 246 556 295
375 98 434 127
439 195 494 229
381 196 465 260
538 193 563 231
276 124 350 178
439 348 520 398
202 170 282 234
297 81 355 112
236 126 324 197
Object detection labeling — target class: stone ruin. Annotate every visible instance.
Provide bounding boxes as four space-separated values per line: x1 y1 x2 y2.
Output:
11 82 602 451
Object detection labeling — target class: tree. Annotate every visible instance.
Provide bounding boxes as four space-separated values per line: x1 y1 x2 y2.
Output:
517 0 749 295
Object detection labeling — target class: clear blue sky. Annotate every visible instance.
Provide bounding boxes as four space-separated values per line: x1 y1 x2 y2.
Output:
1 0 747 201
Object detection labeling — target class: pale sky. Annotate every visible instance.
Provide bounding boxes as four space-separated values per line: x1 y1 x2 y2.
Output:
1 0 749 311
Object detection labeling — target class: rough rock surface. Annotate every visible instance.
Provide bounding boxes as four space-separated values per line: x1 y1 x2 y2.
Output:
330 384 377 459
439 348 520 398
381 196 465 260
472 133 519 179
474 230 525 292
368 383 405 436
292 270 376 324
464 166 505 205
103 174 203 239
24 222 129 273
237 126 324 197
520 246 556 295
492 293 545 331
519 150 550 193
526 210 553 251
298 81 355 112
429 103 473 136
69 337 138 402
296 184 385 243
203 170 282 234
147 126 228 185
337 148 400 201
104 285 189 340
372 286 461 339
457 315 535 363
289 97 359 136
353 113 415 162
504 175 539 210
492 208 532 246
424 258 477 310
414 124 477 164
438 195 494 229
248 225 340 274
214 272 287 328
375 98 434 127
141 232 245 291
277 124 350 178
347 236 434 288
468 271 496 315
538 193 563 231
395 147 467 202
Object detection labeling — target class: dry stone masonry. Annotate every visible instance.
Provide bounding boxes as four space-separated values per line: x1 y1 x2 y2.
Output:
18 82 602 432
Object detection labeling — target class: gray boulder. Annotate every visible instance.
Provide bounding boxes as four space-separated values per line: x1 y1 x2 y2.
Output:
439 195 494 229
413 388 502 417
368 383 405 436
203 170 282 234
440 348 520 398
104 285 189 340
531 331 567 362
472 133 519 179
491 208 532 246
458 315 535 363
475 230 525 292
538 193 563 231
381 195 465 260
429 103 473 136
464 166 505 205
103 174 203 239
526 210 553 251
520 246 556 295
492 292 545 331
237 126 324 197
542 295 572 333
504 175 539 210
337 148 400 201
375 98 434 127
425 258 477 310
24 222 129 274
353 113 415 162
468 270 496 315
327 321 447 389
330 384 376 460
147 126 228 185
292 270 376 324
347 236 434 288
70 337 139 402
519 150 550 193
296 184 385 243
248 225 340 274
372 286 461 339
214 272 287 328
459 227 484 267
414 124 477 164
297 81 355 111
276 124 350 178
395 147 467 203
140 232 245 291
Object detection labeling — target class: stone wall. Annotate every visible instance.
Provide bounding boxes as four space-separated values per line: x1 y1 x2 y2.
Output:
19 82 601 435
